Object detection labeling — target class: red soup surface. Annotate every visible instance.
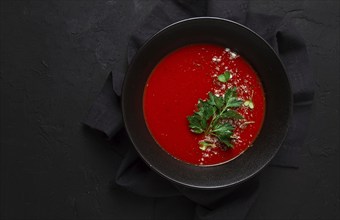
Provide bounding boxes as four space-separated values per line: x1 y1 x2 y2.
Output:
143 44 265 166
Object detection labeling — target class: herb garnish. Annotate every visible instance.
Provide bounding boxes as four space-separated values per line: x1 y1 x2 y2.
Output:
187 87 244 150
244 100 254 109
244 91 254 109
217 71 231 83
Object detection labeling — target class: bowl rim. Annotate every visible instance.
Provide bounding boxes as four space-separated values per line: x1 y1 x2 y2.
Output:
122 17 293 189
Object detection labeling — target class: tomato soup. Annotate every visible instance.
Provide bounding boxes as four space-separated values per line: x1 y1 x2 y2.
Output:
143 44 265 166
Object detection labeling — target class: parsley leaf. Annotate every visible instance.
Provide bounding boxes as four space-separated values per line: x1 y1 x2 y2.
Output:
217 71 231 82
244 100 254 109
199 141 214 151
187 87 244 150
244 90 255 109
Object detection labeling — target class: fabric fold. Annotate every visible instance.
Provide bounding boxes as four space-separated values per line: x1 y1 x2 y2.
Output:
115 149 181 198
83 72 123 139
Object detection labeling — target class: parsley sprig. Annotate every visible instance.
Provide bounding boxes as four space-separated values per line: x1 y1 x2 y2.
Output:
187 87 244 150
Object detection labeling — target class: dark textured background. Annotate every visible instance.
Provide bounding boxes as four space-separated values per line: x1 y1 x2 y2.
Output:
0 0 339 219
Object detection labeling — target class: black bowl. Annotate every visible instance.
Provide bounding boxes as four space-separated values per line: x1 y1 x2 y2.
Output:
122 17 292 189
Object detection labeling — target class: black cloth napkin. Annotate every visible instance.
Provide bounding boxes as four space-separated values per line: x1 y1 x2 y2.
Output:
83 0 314 219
